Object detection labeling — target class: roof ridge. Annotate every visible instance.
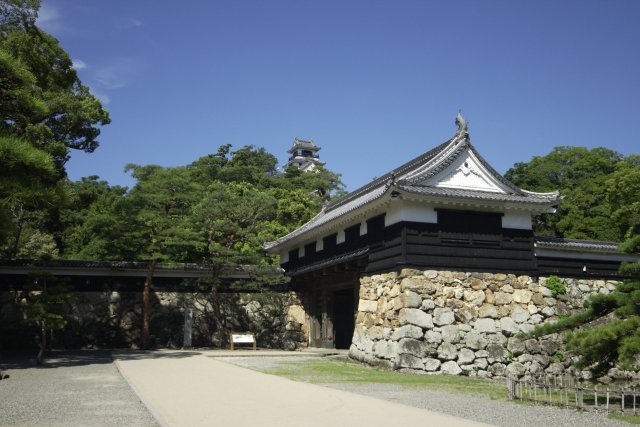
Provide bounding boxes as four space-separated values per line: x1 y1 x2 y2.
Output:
325 132 462 213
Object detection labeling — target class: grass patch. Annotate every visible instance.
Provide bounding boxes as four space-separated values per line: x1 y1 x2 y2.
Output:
609 413 640 425
263 356 506 400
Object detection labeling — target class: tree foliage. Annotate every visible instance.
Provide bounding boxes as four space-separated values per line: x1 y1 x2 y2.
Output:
20 272 75 364
505 146 639 241
525 278 640 374
512 146 640 374
0 1 110 257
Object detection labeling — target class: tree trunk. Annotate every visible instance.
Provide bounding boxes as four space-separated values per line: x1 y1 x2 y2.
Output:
141 259 158 349
36 320 45 365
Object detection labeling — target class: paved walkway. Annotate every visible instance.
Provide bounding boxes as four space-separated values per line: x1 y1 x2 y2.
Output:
114 349 493 427
0 350 157 427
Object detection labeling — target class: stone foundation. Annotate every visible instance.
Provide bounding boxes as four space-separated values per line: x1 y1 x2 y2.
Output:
349 269 620 378
1 290 307 350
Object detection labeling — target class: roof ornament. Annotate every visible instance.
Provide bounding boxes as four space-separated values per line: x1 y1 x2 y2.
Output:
455 111 468 135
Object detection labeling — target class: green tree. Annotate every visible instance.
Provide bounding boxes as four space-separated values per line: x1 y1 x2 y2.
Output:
1 1 111 258
524 277 640 375
59 177 132 260
607 160 640 259
125 164 204 348
193 181 278 266
505 146 631 240
20 272 75 364
0 134 61 256
1 27 110 168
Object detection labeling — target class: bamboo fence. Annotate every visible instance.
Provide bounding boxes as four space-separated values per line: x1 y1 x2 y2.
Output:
506 373 638 415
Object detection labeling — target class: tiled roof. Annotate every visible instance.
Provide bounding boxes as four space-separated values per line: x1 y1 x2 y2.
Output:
265 117 561 252
286 248 369 276
396 184 559 204
288 138 320 152
534 237 620 252
264 184 389 250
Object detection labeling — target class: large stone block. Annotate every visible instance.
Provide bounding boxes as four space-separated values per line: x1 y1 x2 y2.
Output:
398 338 432 357
433 307 455 326
499 317 519 335
368 325 385 340
494 292 513 305
388 284 400 298
437 342 458 360
541 306 556 317
474 358 488 370
391 324 424 341
349 345 366 362
463 289 485 306
401 290 422 308
510 305 530 323
458 348 476 365
539 339 561 355
478 304 498 318
287 305 306 324
424 270 439 279
440 324 461 343
441 361 462 375
529 314 543 325
464 332 488 350
373 340 398 360
506 362 527 377
358 299 378 313
488 363 506 376
486 343 508 363
421 299 435 310
401 276 436 294
470 278 486 290
400 268 423 278
359 286 378 300
512 289 533 304
396 353 424 370
424 330 443 344
399 308 434 329
545 362 565 374
474 318 496 333
507 337 525 356
423 358 441 371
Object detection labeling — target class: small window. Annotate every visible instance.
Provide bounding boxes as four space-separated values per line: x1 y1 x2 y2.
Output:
304 242 316 259
345 224 360 244
366 214 386 242
323 233 337 250
437 210 502 234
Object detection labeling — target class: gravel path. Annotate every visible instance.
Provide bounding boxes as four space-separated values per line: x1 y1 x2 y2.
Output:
0 350 157 427
219 355 633 427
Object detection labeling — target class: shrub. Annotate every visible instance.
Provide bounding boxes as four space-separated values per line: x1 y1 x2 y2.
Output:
546 275 566 297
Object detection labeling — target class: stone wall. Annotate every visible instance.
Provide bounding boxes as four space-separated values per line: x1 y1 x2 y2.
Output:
0 289 306 351
349 269 620 378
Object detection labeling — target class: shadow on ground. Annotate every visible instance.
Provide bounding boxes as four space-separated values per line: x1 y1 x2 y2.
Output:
112 349 204 361
0 349 114 370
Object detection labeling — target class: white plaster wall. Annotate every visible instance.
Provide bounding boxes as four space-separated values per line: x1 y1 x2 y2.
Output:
337 229 346 244
360 221 368 236
502 211 532 230
385 201 437 226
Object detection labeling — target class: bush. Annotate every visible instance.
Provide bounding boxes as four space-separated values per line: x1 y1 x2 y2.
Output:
546 275 566 297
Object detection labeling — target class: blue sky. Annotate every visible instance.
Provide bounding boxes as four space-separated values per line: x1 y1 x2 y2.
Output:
38 0 640 192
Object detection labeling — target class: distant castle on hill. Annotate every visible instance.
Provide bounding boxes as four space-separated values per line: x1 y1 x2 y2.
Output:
284 138 325 172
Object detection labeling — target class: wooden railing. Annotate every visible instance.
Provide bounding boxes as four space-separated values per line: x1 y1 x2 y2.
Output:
506 373 639 415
